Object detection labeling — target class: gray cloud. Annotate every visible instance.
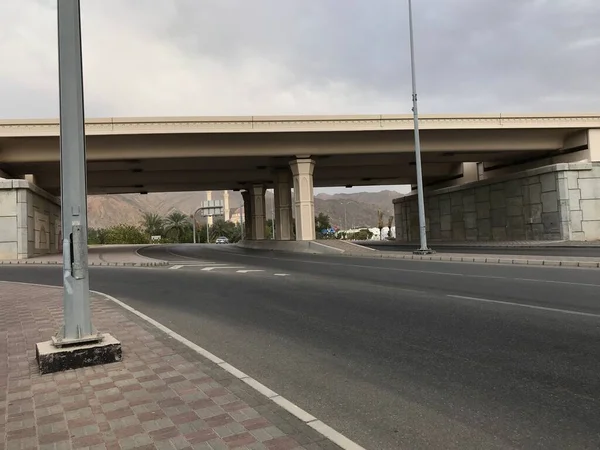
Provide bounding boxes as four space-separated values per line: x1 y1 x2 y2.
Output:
0 0 599 118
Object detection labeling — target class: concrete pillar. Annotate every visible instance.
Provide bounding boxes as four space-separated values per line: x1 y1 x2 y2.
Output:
241 190 252 239
590 129 600 162
250 184 266 240
273 170 293 240
289 158 316 241
462 163 479 183
223 190 230 221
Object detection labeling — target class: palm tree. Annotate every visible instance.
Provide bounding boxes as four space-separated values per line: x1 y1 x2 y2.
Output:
141 212 164 237
165 211 190 243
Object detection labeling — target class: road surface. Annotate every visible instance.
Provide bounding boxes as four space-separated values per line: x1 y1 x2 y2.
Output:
1 244 599 449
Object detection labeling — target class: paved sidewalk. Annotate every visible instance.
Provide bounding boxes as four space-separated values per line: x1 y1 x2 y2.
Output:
0 246 168 267
0 282 341 450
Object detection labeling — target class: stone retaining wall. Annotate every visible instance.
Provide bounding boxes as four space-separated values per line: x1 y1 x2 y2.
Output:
0 180 61 259
394 163 600 242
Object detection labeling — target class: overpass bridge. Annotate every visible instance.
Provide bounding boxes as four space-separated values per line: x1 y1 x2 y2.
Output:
0 113 599 258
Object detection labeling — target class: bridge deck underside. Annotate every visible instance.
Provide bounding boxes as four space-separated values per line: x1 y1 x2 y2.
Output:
0 128 585 195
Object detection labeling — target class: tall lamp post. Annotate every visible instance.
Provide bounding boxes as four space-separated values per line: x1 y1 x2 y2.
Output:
36 0 121 376
56 0 96 343
192 207 202 244
408 0 434 254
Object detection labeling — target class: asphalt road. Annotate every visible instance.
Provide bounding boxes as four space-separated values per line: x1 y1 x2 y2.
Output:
360 243 600 257
1 245 600 449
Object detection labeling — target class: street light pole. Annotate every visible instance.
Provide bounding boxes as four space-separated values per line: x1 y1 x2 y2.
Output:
192 207 202 244
55 0 100 344
271 191 275 239
407 0 434 254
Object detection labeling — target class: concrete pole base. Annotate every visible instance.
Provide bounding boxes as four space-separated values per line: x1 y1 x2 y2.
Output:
36 333 122 375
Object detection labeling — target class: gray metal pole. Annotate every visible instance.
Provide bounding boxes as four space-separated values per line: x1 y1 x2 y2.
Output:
240 204 245 240
344 203 347 230
57 0 97 343
192 218 196 244
408 0 433 254
192 207 201 244
271 191 275 240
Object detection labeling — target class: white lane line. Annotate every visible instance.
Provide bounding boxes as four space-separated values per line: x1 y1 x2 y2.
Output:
201 266 245 271
513 277 600 288
236 270 264 274
170 263 226 270
274 273 290 277
447 294 600 318
181 263 228 267
168 261 217 265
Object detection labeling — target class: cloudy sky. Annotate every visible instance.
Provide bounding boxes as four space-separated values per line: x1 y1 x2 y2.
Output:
1 0 599 193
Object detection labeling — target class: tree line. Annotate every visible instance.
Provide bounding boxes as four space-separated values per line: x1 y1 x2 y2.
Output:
88 210 390 245
88 211 246 245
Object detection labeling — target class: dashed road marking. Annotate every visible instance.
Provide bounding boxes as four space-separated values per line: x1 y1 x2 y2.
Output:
236 270 265 273
201 266 245 272
274 273 290 277
170 263 227 270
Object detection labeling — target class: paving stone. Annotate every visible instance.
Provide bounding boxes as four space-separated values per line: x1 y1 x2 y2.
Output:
0 283 344 450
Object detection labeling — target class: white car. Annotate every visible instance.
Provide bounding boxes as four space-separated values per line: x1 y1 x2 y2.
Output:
215 236 229 244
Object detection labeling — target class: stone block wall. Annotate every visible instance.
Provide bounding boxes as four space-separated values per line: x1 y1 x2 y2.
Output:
394 163 600 242
0 180 61 259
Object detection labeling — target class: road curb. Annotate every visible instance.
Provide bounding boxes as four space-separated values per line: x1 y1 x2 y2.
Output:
0 260 170 267
339 252 600 268
96 290 365 450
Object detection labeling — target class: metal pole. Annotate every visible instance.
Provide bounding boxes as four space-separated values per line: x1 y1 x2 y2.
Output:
206 218 210 243
192 216 196 244
344 203 347 230
192 207 201 244
240 204 245 240
271 191 275 240
408 0 433 254
57 0 98 343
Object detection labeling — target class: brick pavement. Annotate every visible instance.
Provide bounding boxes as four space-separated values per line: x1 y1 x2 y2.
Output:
0 282 341 450
0 246 167 267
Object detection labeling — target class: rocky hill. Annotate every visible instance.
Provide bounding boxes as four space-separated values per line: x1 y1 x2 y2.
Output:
87 190 401 230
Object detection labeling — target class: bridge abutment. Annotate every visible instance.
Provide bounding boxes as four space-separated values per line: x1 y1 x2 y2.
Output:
0 180 61 259
394 162 600 242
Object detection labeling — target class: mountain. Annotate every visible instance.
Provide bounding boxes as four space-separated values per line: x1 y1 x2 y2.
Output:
87 190 400 230
314 191 398 228
87 191 243 229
